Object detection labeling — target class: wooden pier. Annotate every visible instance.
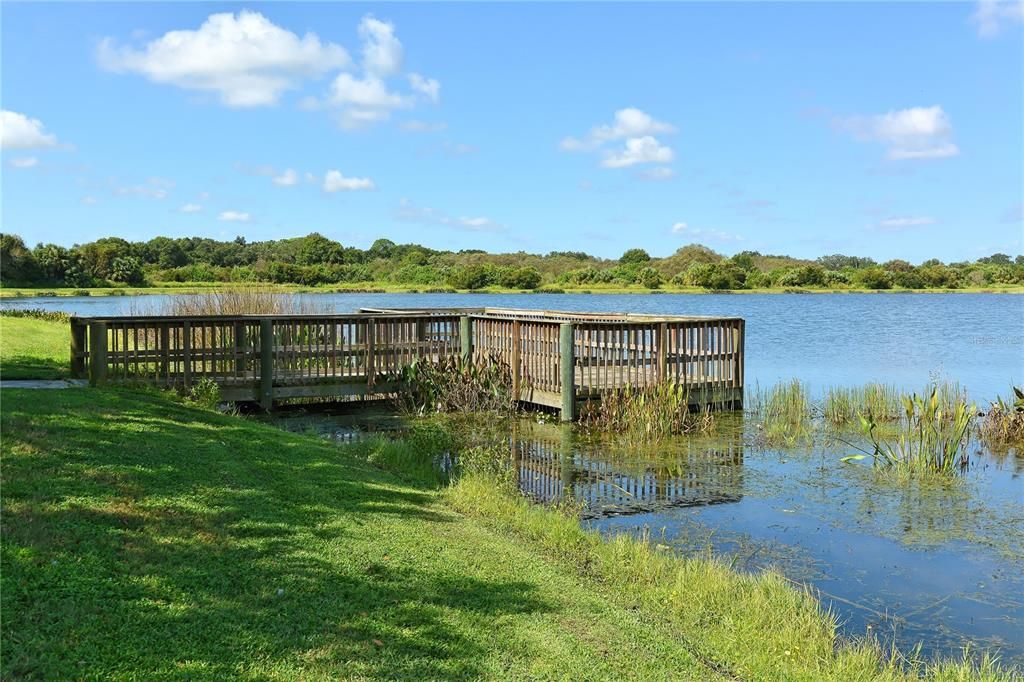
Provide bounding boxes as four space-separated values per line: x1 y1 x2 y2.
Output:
70 307 744 420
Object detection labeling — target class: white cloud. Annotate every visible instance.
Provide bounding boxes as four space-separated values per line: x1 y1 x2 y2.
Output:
179 203 203 213
877 216 937 230
835 106 960 161
359 16 403 77
9 156 39 169
395 198 502 231
601 136 674 168
329 73 411 110
1 111 59 149
97 11 350 107
323 169 375 192
81 196 98 205
273 168 299 186
408 73 440 102
219 210 251 222
671 222 744 243
561 108 676 151
638 166 675 181
401 119 447 133
971 0 1024 37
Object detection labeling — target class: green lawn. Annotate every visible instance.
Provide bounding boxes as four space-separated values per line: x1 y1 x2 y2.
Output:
0 316 69 379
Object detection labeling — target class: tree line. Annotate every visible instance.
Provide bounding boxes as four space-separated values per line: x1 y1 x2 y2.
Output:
1 232 1022 291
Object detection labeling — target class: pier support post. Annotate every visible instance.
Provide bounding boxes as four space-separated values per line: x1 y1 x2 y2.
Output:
259 319 274 410
234 321 248 375
88 321 107 386
559 322 576 422
460 315 473 364
70 318 87 379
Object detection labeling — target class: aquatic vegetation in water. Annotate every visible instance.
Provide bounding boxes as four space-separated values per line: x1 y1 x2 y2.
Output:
136 287 329 316
747 379 812 445
979 387 1024 452
846 387 975 477
577 382 716 440
823 383 902 426
392 354 518 416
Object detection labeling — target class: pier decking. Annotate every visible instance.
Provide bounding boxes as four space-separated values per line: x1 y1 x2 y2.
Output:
70 307 744 420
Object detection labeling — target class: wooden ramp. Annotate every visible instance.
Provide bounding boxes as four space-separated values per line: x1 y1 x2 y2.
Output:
70 307 744 420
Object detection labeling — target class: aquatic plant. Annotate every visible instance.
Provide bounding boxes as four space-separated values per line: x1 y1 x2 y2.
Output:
979 387 1024 451
0 308 70 322
848 387 975 477
823 383 902 426
577 382 716 440
138 287 328 316
183 376 221 410
392 353 517 416
748 379 812 445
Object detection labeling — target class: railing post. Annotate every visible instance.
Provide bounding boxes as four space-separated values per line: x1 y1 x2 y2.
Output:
234 321 248 375
182 321 192 387
735 319 745 409
559 322 576 422
70 318 86 379
260 319 274 410
460 315 473 364
159 324 170 381
88 321 107 386
511 320 521 398
656 322 667 383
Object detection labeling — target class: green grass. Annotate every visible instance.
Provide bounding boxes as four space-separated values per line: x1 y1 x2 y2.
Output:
2 389 1015 680
0 315 69 379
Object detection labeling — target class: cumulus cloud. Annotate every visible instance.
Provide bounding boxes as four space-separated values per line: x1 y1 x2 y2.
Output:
562 108 677 171
971 0 1024 37
834 106 960 161
408 73 440 102
9 156 39 169
179 203 203 213
671 222 744 243
219 210 251 222
395 198 502 231
329 73 412 109
97 11 350 107
273 168 299 187
1 111 59 149
323 169 375 192
601 136 674 168
876 216 936 230
360 16 403 77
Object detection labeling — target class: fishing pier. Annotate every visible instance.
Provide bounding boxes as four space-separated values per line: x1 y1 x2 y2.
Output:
70 307 745 420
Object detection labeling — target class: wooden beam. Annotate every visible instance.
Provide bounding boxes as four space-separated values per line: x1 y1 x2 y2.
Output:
259 319 274 410
559 322 576 422
88 321 107 386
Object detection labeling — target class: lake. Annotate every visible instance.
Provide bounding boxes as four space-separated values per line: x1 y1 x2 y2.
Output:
6 291 1024 666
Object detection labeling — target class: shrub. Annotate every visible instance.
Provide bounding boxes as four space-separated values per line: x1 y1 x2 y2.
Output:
637 266 663 289
853 267 893 290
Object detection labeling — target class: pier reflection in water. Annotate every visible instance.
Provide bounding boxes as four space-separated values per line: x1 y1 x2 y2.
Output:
506 421 745 519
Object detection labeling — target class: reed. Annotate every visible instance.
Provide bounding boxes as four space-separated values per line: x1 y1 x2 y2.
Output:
577 382 716 440
135 287 328 316
979 387 1024 452
823 383 902 426
849 387 975 477
748 379 812 445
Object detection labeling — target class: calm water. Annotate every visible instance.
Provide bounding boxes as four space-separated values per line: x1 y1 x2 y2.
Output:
4 291 1022 398
8 291 1024 665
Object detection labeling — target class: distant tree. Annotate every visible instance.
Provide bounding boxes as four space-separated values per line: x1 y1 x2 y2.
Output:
447 264 493 290
817 254 876 270
296 233 345 265
729 252 757 271
32 243 70 283
853 267 893 290
367 238 397 260
619 248 651 265
637 266 663 289
110 256 145 285
0 234 41 284
882 259 914 273
978 253 1012 265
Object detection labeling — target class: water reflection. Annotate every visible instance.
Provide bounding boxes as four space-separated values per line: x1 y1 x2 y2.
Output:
508 422 745 519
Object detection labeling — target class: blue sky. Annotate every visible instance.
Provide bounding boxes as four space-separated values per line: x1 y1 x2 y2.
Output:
2 1 1022 262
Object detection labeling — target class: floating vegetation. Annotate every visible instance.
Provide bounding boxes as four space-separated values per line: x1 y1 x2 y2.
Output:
979 387 1024 452
844 387 976 478
392 354 517 416
747 379 812 445
577 382 716 440
0 308 70 322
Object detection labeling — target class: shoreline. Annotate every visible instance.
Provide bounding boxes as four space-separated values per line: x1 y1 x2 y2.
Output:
2 283 1022 298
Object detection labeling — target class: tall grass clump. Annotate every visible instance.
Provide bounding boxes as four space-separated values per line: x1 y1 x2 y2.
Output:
578 382 715 440
823 383 902 426
393 354 517 416
979 387 1024 452
0 308 70 322
748 379 812 445
849 387 975 478
348 420 458 485
136 287 327 316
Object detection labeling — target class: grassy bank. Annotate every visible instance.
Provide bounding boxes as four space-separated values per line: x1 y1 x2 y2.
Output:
0 315 69 379
2 282 1022 298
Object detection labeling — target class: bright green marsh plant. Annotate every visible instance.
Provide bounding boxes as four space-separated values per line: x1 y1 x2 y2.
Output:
847 387 976 477
748 379 812 445
392 353 518 416
577 382 716 441
979 387 1024 452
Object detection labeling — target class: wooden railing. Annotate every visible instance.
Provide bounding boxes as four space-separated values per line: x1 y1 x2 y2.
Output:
71 308 744 418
